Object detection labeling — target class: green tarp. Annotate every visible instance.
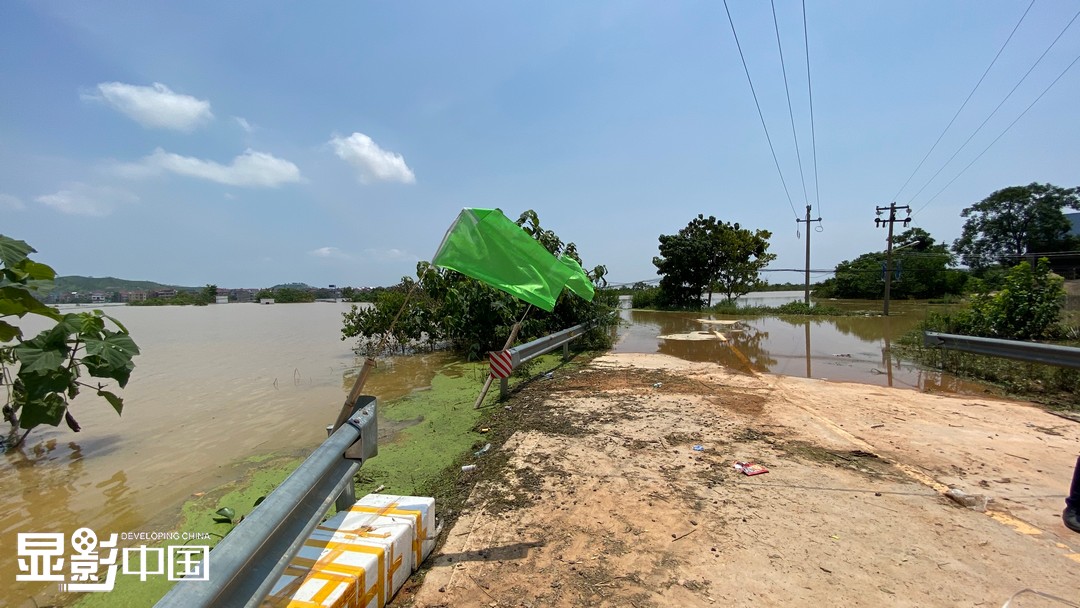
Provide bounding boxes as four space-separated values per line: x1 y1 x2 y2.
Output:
431 208 592 312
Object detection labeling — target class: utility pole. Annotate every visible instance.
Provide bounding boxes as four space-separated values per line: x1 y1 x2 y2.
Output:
796 205 822 305
875 202 911 316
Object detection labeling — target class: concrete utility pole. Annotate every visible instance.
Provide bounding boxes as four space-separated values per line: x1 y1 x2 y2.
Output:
875 202 912 316
796 205 822 305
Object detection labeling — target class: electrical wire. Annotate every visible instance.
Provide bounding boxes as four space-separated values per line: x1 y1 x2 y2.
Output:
771 0 810 208
723 0 799 220
915 48 1080 214
802 0 821 216
908 5 1080 208
891 0 1036 204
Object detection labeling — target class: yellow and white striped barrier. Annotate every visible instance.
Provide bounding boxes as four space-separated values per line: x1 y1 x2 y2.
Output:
264 494 436 608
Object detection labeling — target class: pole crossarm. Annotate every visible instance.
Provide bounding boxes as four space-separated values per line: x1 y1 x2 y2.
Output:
875 203 912 316
796 204 822 305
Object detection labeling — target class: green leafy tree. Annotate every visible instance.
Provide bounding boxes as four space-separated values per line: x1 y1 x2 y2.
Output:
202 284 219 304
953 183 1080 271
1 235 139 448
816 228 967 299
652 215 776 309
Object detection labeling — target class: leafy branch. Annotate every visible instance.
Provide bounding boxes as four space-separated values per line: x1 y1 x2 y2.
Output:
1 235 140 450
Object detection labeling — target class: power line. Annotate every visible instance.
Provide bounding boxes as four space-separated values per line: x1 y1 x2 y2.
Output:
915 49 1080 214
771 0 810 207
890 0 1036 204
908 5 1080 208
802 0 821 216
722 0 799 220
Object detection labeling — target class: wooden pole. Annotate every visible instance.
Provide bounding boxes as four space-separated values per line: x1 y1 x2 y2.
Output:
473 305 531 409
333 280 420 431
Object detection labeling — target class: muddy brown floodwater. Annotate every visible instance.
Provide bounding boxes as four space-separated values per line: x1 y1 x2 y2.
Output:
0 302 454 606
615 292 987 395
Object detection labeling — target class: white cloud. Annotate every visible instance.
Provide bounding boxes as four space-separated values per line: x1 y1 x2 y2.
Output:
35 184 138 217
0 193 25 211
116 148 302 188
82 82 213 131
234 117 254 133
362 248 418 262
309 246 352 260
329 133 415 184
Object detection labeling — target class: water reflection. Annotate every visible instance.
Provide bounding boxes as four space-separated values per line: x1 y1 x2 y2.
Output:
615 301 985 395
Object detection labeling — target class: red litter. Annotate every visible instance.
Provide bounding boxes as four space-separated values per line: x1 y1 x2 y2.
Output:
733 461 769 476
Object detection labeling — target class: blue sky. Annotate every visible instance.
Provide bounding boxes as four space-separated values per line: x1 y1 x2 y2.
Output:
2 1 1078 288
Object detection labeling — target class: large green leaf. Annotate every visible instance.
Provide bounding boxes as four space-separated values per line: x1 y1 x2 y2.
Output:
97 389 124 415
83 330 140 364
0 320 20 341
83 354 134 387
0 286 61 320
18 368 73 398
79 313 106 336
12 339 68 374
0 235 35 269
17 260 56 281
19 393 67 429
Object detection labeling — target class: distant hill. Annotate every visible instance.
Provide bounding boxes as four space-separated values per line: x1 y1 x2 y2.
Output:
47 276 191 295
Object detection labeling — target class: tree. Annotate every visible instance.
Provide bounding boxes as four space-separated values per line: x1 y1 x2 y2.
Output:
202 284 219 304
953 183 1080 271
816 228 967 299
652 215 776 309
1 235 139 449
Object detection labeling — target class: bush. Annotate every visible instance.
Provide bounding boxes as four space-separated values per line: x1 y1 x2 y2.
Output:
630 288 661 309
924 259 1064 340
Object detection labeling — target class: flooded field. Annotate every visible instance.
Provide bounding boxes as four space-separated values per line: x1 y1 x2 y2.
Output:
615 291 984 393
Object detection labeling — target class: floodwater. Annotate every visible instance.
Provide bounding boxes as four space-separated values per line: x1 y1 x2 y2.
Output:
615 291 982 393
0 302 454 605
1 294 978 604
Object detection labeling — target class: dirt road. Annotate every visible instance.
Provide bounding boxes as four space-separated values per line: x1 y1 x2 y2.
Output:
408 353 1080 607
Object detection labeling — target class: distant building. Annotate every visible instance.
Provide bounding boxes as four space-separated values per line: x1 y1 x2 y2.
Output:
122 291 147 303
153 289 177 299
230 289 258 303
90 292 107 304
260 298 275 305
215 295 229 304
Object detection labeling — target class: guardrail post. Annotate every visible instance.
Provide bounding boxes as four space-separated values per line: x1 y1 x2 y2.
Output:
499 376 508 399
327 424 357 513
562 342 569 361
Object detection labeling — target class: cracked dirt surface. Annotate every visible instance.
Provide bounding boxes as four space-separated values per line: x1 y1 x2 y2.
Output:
407 353 1080 607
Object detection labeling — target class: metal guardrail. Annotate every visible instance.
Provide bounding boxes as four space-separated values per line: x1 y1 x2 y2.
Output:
923 331 1080 369
156 396 378 608
497 321 593 397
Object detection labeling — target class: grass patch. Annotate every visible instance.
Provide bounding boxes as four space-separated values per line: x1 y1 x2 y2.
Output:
710 300 856 317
